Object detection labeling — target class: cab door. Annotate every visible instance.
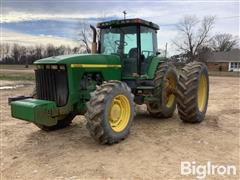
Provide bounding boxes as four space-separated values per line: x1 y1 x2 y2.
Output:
121 26 138 78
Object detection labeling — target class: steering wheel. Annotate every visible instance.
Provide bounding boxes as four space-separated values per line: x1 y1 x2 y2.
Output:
114 40 128 47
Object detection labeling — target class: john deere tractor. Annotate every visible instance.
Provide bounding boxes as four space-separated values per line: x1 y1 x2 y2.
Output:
9 18 209 144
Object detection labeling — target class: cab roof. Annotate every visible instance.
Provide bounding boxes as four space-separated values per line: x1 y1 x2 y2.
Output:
97 18 159 30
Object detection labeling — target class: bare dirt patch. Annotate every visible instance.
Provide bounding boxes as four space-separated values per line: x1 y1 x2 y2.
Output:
1 76 239 179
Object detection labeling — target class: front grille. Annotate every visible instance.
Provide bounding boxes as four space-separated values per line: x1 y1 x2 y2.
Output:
35 65 68 106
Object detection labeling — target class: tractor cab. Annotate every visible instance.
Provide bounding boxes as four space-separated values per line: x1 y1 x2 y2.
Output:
97 19 159 77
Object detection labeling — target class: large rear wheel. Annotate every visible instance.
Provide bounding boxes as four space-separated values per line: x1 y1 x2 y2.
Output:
85 80 135 144
177 61 209 123
147 63 178 118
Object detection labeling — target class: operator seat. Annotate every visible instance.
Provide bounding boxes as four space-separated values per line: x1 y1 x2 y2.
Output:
122 48 138 76
128 48 138 58
128 48 149 75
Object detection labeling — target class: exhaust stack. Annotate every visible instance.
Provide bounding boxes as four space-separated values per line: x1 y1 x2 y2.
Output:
90 25 97 54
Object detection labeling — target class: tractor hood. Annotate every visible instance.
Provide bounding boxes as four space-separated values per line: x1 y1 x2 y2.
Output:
34 54 121 65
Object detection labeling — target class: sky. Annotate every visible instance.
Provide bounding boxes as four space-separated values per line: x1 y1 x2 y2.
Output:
1 0 239 55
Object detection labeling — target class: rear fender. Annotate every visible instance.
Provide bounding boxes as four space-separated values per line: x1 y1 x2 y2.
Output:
147 57 166 79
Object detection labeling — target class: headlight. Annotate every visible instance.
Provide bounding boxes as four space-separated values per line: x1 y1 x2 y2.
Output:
35 65 44 69
35 64 65 70
51 65 58 70
59 65 65 70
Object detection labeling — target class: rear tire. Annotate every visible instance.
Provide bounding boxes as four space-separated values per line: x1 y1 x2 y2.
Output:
177 61 209 123
147 63 178 118
85 80 135 144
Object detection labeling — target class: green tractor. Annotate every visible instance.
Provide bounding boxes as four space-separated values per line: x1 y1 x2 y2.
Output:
9 18 209 144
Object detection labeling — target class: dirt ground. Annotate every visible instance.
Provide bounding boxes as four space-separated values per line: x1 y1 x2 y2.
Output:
1 76 239 180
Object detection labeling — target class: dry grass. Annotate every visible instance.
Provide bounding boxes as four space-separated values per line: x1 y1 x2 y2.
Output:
209 71 240 77
0 65 35 81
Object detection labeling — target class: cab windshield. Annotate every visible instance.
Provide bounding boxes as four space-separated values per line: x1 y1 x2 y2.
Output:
100 26 137 56
100 25 157 76
100 25 157 59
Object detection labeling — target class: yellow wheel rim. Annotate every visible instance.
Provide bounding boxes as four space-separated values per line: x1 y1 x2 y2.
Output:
197 74 207 112
109 95 131 132
164 73 177 108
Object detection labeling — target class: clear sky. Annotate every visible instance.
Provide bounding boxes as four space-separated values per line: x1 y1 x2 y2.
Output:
1 0 239 55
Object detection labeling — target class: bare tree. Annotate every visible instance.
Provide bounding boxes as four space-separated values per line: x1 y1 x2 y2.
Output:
76 21 92 53
210 33 239 52
26 46 35 67
56 45 67 55
12 44 21 63
0 43 10 60
45 44 56 57
19 46 27 66
65 45 72 54
35 45 43 60
72 46 80 54
0 43 83 64
173 15 215 61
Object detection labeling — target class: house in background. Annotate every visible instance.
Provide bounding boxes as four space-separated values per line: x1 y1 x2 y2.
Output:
203 49 240 72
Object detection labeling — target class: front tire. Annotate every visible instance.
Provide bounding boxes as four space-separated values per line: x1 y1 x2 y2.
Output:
85 80 135 144
177 61 209 123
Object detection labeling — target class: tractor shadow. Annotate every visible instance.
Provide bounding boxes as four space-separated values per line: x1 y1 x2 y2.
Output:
135 112 170 122
23 105 178 151
22 116 107 153
24 112 165 146
15 113 216 171
21 109 211 155
134 104 173 122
